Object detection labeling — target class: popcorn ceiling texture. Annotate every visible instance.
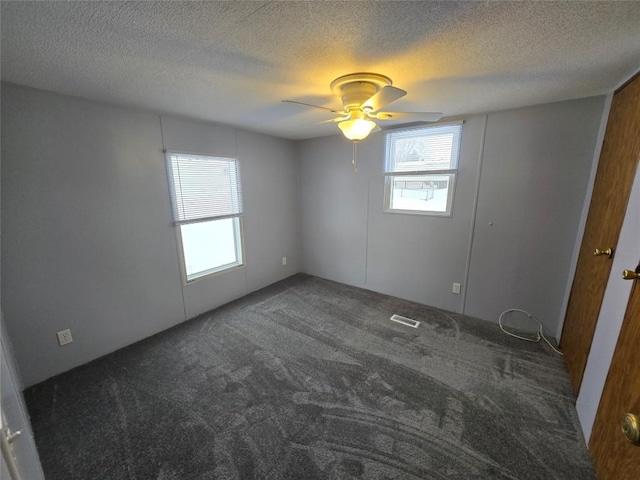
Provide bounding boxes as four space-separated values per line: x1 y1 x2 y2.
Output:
1 1 639 139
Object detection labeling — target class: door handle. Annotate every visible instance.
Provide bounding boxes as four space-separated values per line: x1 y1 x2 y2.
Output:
594 248 613 258
622 413 640 445
5 430 20 444
622 270 640 280
0 428 22 480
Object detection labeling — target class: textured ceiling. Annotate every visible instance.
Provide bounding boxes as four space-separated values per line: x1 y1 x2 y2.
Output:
2 1 640 140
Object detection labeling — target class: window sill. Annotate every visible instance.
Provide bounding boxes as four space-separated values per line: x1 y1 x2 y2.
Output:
383 208 452 217
184 262 245 286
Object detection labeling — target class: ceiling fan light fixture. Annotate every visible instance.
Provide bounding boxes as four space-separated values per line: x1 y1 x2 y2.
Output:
284 72 440 143
338 114 376 141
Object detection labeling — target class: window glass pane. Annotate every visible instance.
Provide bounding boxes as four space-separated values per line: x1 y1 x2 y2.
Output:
180 217 241 280
387 174 454 214
384 124 461 216
386 124 462 173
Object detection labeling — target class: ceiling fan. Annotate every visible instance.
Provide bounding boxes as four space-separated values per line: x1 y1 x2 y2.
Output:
284 73 442 141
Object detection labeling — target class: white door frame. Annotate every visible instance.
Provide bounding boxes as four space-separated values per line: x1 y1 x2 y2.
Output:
0 318 45 480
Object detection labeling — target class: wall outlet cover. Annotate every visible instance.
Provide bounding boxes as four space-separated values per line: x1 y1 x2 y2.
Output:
282 257 287 266
452 283 461 294
57 329 73 346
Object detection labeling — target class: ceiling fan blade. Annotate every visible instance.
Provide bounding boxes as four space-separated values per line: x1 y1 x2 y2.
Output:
372 111 443 122
302 115 351 126
361 86 407 112
282 100 346 114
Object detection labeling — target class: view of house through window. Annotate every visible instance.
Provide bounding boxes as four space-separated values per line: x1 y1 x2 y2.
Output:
384 123 462 216
165 152 244 282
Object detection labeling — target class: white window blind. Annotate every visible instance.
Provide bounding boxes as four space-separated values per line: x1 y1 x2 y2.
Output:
385 123 462 174
165 151 243 224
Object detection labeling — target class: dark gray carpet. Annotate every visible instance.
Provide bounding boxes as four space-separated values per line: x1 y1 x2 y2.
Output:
25 274 594 480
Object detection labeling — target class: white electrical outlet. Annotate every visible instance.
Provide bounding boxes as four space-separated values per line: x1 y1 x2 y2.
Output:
452 283 461 294
282 256 287 266
57 329 73 346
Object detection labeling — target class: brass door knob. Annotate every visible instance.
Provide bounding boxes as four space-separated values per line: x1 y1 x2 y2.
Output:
594 248 613 258
623 270 640 280
622 413 640 445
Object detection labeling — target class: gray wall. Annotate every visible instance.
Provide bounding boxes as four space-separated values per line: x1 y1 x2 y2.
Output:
297 135 370 288
0 82 605 387
298 115 486 314
160 116 300 319
1 314 45 479
367 118 486 314
298 97 605 334
465 97 605 333
1 84 299 387
0 124 45 478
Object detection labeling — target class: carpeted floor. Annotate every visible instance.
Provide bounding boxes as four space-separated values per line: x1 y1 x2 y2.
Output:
25 274 595 479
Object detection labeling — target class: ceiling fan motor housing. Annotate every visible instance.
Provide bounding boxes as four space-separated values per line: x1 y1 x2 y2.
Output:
330 73 393 112
339 82 377 112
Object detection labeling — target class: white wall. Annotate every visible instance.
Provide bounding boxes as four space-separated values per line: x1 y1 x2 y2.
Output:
1 84 299 387
298 97 605 335
577 162 640 442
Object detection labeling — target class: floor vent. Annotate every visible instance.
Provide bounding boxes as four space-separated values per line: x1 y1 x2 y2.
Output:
390 314 420 328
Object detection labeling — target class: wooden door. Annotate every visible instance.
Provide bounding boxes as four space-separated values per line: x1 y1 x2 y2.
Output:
589 264 640 479
560 75 640 394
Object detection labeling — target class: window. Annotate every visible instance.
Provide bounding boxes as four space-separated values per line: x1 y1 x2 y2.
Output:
165 151 244 282
384 123 462 216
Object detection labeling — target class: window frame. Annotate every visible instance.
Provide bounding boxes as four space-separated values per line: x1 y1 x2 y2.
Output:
383 121 463 217
174 216 245 284
164 151 246 284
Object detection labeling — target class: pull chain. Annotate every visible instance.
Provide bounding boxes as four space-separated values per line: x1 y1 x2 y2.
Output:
352 141 358 173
